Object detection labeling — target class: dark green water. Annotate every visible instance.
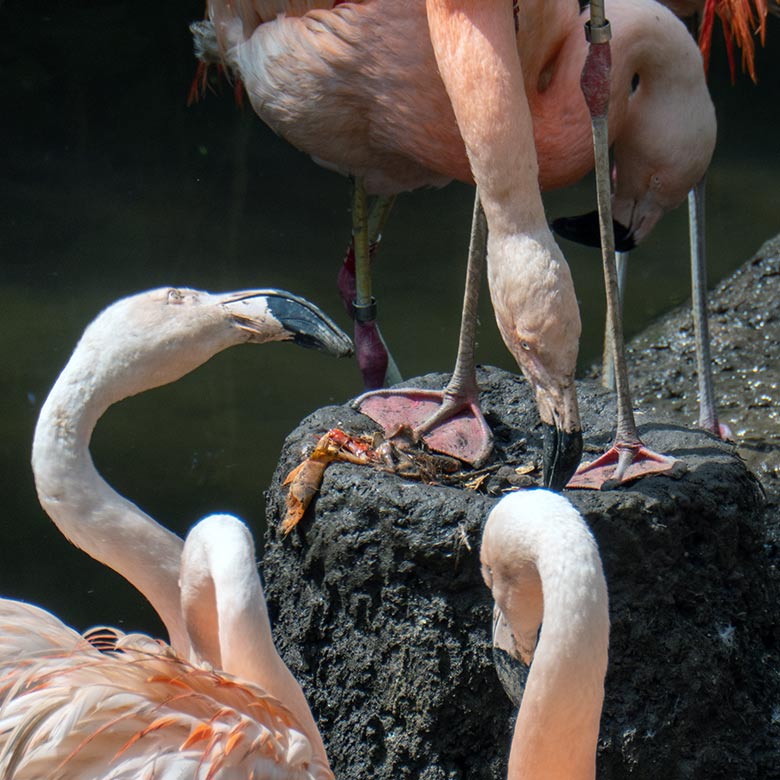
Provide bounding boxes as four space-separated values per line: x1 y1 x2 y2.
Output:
1 1 779 637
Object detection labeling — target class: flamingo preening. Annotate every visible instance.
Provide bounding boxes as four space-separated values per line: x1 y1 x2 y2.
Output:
0 287 352 778
0 517 333 780
194 0 715 488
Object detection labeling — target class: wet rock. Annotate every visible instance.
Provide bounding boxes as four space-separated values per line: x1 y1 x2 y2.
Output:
624 234 780 503
262 365 779 779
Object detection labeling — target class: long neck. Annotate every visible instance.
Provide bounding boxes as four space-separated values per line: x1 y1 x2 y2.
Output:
425 0 578 359
31 347 189 655
506 523 609 780
426 0 549 236
182 518 333 780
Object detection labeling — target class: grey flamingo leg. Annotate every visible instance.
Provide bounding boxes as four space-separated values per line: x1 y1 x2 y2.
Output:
568 0 677 489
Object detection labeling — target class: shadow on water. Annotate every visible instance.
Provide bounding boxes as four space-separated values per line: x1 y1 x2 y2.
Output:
1 1 779 636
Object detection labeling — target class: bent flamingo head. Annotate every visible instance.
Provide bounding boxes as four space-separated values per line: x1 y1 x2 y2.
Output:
612 2 717 246
489 232 583 491
609 80 716 247
552 2 717 251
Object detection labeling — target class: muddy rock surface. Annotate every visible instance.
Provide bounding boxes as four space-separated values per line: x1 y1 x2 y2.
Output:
262 235 780 779
624 233 780 543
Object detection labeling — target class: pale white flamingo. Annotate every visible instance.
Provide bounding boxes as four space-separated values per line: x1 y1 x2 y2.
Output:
2 488 609 777
481 489 610 779
0 286 352 778
0 516 332 780
195 0 715 488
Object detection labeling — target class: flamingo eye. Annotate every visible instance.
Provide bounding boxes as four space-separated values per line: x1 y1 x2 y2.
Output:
167 288 185 304
520 341 532 352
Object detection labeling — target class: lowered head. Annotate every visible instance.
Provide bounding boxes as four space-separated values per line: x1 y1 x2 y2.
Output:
488 231 583 491
609 12 716 247
552 0 716 251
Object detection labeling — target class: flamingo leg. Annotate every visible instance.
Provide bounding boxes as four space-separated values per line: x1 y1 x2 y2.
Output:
689 177 731 439
568 1 677 490
601 250 628 391
339 181 402 389
355 191 493 467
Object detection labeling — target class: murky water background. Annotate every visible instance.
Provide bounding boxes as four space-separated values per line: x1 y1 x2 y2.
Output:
1 1 779 637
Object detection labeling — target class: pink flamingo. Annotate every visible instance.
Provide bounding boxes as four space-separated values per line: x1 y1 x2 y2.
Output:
0 517 333 780
196 0 715 488
4 417 611 779
559 0 771 442
0 286 352 778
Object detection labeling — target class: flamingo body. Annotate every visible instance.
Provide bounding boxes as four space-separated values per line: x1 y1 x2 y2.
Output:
0 522 322 780
197 0 716 486
203 0 715 239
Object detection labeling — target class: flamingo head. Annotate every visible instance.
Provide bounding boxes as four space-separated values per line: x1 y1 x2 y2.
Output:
77 287 353 400
608 60 717 247
489 232 583 491
552 6 716 251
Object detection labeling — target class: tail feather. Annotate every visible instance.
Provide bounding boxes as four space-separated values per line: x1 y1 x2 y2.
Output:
699 0 768 82
189 20 245 107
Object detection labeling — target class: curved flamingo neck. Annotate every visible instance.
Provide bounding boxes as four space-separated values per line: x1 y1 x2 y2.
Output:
521 4 602 192
485 494 609 780
32 338 190 655
508 533 609 780
180 516 334 780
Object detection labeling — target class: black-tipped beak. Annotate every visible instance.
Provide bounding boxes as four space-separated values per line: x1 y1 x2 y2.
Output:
551 211 636 253
264 291 354 357
493 645 527 708
225 289 354 357
542 424 583 491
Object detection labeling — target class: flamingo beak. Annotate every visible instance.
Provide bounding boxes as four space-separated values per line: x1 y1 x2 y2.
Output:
538 380 582 491
221 289 354 357
492 604 528 708
550 210 636 253
542 423 583 491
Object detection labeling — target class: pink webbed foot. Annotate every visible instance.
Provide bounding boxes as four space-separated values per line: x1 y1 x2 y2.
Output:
355 388 493 467
703 420 734 442
717 423 734 442
566 442 679 490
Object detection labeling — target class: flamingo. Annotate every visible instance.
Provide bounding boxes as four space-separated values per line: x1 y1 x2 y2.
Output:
558 0 770 438
0 286 352 778
481 489 610 779
0 516 333 780
0 492 610 779
195 0 715 489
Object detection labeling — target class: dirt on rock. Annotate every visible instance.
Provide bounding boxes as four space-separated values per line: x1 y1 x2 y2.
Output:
624 233 780 545
261 235 780 780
